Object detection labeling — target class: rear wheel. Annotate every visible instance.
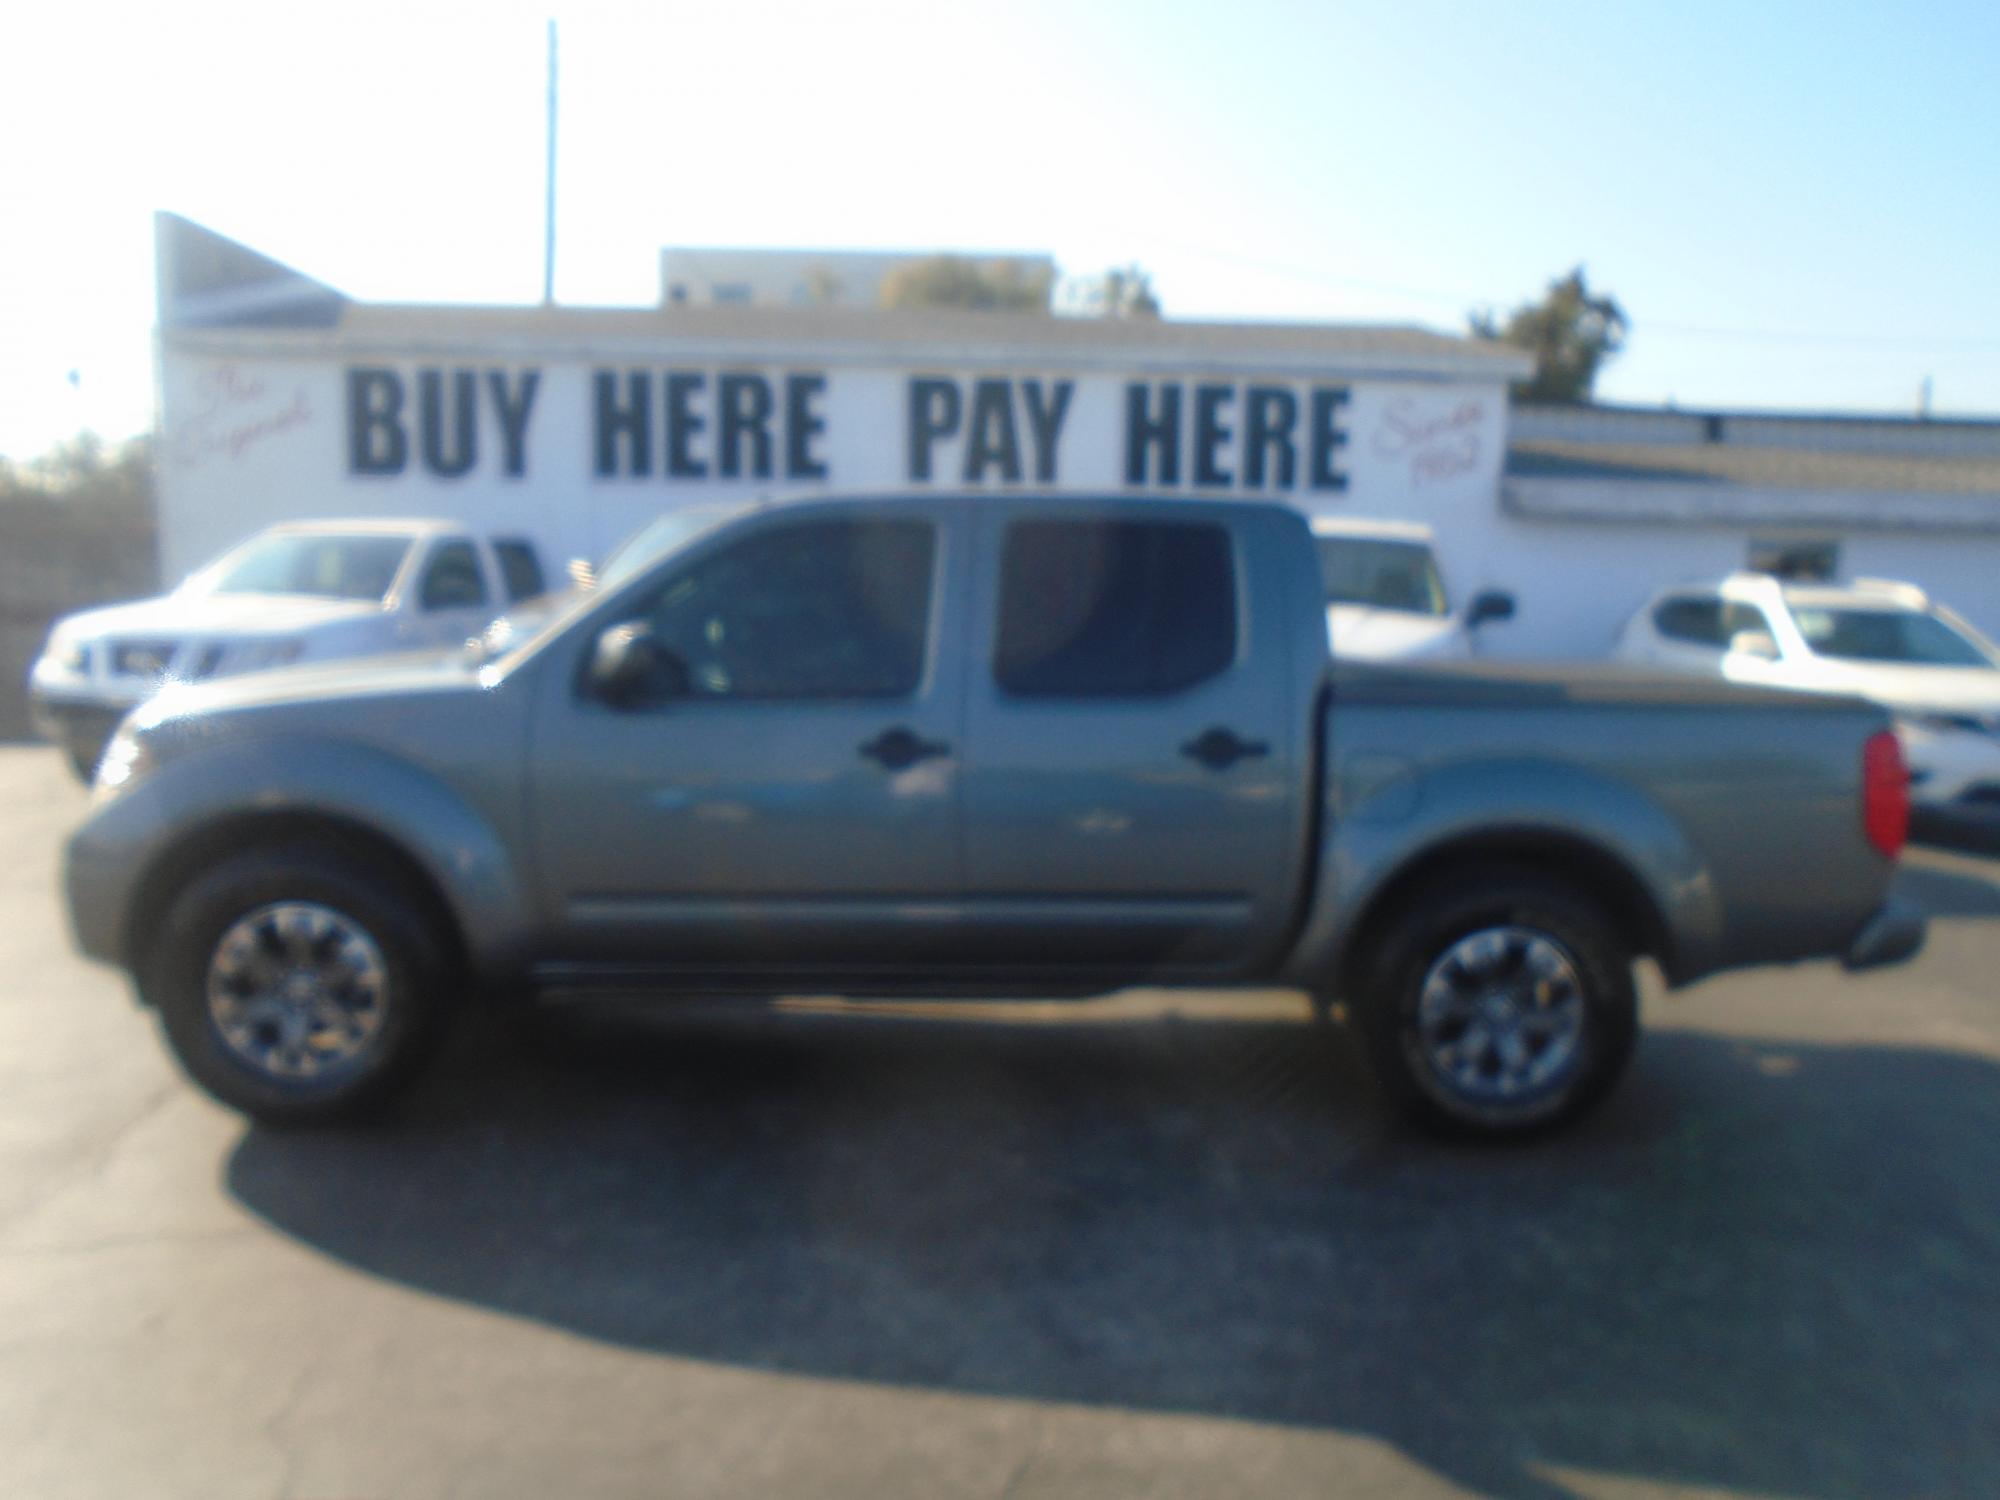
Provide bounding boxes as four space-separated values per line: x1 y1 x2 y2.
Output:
141 845 456 1123
1354 868 1637 1137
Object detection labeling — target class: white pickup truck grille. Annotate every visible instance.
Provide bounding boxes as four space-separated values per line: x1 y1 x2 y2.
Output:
106 640 229 682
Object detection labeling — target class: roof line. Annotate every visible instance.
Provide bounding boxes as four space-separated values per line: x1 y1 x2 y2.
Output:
1520 398 2000 430
162 326 1529 381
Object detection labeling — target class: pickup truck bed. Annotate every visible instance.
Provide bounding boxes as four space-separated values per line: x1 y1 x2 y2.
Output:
1311 659 1912 985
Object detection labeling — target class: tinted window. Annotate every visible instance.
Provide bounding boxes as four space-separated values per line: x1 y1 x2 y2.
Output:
1748 539 1839 582
1653 596 1725 645
1316 537 1449 616
1724 603 1774 643
634 519 934 699
1792 607 1995 667
420 541 488 610
995 520 1236 697
206 534 410 602
494 539 545 602
1654 597 1773 649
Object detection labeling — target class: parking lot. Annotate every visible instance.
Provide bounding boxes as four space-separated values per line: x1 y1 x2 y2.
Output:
1 742 1996 1499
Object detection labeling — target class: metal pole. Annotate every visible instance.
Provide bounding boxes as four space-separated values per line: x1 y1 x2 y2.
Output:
543 19 558 306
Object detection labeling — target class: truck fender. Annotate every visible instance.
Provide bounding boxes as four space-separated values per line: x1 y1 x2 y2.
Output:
82 735 537 984
1280 757 1727 994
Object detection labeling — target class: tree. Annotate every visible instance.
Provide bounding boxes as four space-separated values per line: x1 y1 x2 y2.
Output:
878 255 1053 313
2 430 152 504
801 265 846 305
1470 267 1628 403
1067 263 1162 320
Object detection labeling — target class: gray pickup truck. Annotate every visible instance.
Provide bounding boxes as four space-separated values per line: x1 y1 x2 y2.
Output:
63 495 1924 1135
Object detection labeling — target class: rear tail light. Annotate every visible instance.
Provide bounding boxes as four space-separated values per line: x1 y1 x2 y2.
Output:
1863 730 1910 859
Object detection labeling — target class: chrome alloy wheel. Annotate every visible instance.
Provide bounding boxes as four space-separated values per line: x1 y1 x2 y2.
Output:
204 902 391 1081
1413 925 1586 1105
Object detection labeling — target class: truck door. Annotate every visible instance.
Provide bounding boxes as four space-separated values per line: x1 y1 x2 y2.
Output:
958 507 1304 977
526 507 967 971
402 536 497 649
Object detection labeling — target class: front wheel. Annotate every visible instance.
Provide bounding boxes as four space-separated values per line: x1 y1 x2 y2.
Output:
1354 868 1638 1137
141 845 457 1124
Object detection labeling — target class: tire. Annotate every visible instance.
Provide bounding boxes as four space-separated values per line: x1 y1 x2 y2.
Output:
139 844 457 1124
1353 866 1637 1138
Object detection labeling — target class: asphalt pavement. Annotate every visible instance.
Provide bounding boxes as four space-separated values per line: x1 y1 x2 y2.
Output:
1 743 1996 1499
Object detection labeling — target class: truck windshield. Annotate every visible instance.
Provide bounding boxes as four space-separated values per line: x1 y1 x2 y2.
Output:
1316 538 1449 617
1791 606 1999 668
201 534 413 602
476 506 754 672
594 507 750 592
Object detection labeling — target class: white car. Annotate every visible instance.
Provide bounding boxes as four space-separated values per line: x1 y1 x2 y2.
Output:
30 519 545 780
1311 516 1515 661
1615 573 2000 811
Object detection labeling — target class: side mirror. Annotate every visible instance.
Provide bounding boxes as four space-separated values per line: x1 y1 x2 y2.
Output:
1466 590 1516 630
1727 629 1780 661
589 620 686 706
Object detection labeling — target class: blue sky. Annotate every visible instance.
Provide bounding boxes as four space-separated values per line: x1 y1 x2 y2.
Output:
3 0 1996 458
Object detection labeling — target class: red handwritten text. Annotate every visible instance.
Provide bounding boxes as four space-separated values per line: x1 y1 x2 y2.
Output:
171 364 312 469
1371 397 1486 487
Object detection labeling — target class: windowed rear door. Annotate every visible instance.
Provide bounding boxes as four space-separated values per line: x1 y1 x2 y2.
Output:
958 507 1304 978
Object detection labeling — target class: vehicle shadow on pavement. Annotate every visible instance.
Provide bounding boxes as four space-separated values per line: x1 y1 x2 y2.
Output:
1896 861 2000 917
226 1004 2000 1500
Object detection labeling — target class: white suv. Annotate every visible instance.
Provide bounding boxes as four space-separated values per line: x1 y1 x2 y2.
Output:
1615 573 2000 811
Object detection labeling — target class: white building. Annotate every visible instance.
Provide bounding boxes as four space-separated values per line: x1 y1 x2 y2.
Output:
1499 404 2000 652
153 214 1525 592
152 213 2000 657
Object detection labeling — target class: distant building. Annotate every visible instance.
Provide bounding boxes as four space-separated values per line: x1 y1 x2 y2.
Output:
1501 403 2000 650
658 248 1058 310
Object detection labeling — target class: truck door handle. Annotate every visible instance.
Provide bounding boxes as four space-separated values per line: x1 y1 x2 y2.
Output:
1181 726 1269 771
859 726 950 771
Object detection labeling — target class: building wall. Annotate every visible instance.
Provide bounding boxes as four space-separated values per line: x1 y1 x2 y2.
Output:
155 343 1508 587
154 338 2000 663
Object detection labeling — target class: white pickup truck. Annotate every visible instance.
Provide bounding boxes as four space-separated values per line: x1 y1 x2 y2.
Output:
30 519 546 780
1311 516 1516 661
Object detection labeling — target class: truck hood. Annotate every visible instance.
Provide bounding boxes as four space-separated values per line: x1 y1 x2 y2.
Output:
59 591 385 640
1326 605 1465 661
135 648 487 730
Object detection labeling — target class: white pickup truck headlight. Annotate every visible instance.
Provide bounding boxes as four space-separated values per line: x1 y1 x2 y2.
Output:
92 725 155 797
51 635 91 676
